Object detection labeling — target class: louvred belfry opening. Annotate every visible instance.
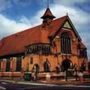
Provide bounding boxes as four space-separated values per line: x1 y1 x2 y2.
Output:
41 8 55 24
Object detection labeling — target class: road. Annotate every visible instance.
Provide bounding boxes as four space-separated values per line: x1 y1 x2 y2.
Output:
0 81 90 90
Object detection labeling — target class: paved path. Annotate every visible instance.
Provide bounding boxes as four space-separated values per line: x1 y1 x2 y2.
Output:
0 79 90 90
0 86 6 90
0 82 90 90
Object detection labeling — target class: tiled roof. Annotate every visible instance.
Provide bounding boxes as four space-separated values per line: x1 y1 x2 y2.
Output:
49 16 67 36
0 15 79 57
0 25 42 57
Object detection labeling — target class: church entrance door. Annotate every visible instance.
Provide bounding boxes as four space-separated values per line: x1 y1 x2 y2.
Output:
61 59 72 71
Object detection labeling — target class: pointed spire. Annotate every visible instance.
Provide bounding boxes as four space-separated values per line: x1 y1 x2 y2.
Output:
41 8 55 19
41 0 55 25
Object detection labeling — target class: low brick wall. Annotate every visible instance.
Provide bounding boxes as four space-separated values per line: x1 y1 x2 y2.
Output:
0 72 21 77
0 72 65 80
38 72 65 80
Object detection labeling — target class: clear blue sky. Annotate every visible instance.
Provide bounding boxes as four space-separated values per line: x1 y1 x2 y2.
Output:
0 0 90 59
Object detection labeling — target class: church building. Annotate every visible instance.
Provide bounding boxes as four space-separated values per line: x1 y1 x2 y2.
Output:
0 7 88 77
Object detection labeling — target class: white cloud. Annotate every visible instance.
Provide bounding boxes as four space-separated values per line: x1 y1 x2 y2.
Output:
0 14 31 39
20 16 32 25
50 4 89 24
53 0 86 6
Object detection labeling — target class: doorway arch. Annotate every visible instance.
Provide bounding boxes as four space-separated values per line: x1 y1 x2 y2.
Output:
61 59 72 71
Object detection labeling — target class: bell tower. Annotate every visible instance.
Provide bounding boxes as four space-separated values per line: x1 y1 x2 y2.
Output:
41 0 55 25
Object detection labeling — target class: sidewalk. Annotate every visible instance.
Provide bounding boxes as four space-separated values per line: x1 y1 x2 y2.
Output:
0 78 90 86
40 79 90 85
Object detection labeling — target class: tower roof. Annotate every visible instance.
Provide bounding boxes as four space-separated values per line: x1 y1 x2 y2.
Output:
41 8 55 19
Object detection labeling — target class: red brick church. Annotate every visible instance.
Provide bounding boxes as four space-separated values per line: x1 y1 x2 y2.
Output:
0 7 88 77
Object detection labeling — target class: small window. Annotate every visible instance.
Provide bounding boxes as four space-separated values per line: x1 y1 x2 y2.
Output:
0 60 1 71
30 57 33 64
16 56 22 72
6 58 10 72
43 59 50 72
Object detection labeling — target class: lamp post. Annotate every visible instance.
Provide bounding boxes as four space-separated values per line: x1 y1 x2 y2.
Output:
65 59 68 81
65 55 69 81
65 69 68 81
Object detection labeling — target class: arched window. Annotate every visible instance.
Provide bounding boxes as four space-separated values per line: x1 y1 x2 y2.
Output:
43 59 51 72
16 56 22 71
0 60 1 71
6 58 10 72
61 32 71 54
